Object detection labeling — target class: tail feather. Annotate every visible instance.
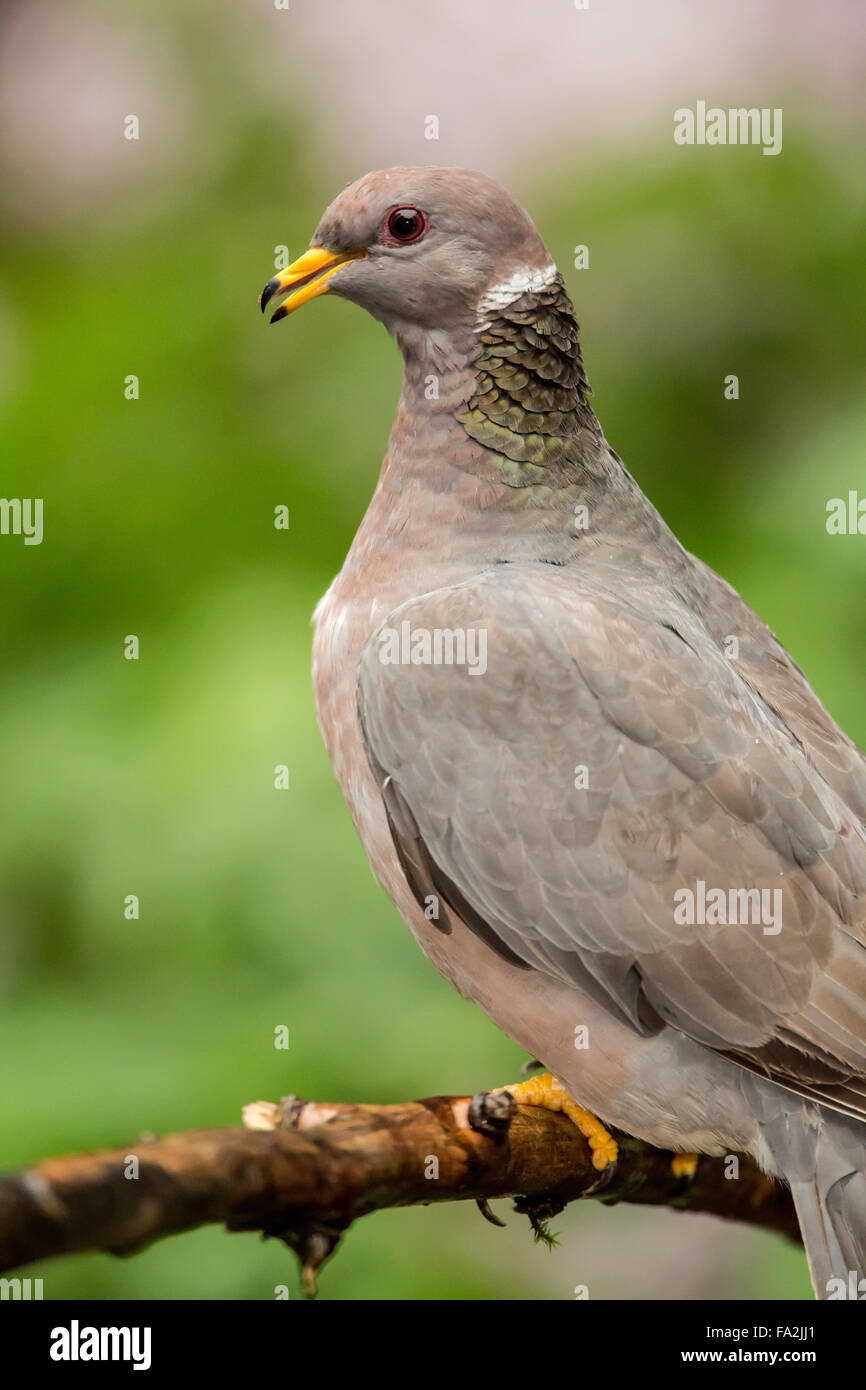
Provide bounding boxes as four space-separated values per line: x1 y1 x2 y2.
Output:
790 1179 849 1297
825 1169 866 1279
789 1141 866 1298
744 1074 866 1298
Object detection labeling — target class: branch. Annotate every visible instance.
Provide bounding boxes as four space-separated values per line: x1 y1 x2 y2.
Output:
0 1092 799 1294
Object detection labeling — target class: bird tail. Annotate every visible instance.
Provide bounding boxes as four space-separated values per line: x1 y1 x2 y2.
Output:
789 1129 866 1299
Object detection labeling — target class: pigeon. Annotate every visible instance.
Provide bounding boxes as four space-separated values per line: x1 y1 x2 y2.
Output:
259 166 866 1298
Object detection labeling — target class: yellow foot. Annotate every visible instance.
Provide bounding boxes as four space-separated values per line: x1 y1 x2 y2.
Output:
501 1073 618 1171
671 1152 699 1180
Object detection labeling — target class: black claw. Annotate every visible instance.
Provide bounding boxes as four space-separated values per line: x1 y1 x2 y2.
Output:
468 1089 515 1137
593 1158 619 1195
475 1198 506 1228
520 1057 545 1076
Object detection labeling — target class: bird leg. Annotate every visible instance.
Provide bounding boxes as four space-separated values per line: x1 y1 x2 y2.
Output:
500 1073 618 1171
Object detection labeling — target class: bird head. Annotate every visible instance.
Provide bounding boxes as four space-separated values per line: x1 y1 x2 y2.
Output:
259 166 555 339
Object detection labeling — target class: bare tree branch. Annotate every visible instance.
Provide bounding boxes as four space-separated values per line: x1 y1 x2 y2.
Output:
0 1092 799 1294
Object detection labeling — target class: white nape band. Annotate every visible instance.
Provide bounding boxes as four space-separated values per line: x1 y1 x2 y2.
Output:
478 262 558 318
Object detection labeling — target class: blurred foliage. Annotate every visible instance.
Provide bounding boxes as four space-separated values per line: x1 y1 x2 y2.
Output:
0 20 863 1299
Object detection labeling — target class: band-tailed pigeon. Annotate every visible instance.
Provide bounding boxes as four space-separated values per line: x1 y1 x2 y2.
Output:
259 167 866 1297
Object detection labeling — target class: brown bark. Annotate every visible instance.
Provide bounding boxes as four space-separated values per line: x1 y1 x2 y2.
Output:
0 1092 799 1294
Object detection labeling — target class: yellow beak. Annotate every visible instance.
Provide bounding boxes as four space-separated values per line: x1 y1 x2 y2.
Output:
259 245 367 322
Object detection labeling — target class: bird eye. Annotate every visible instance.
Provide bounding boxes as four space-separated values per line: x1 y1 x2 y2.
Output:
383 206 428 246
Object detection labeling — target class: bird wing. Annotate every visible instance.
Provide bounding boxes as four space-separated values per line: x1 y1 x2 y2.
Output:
357 563 866 1120
685 549 866 828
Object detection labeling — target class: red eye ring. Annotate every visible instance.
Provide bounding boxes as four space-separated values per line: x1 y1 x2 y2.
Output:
382 206 429 246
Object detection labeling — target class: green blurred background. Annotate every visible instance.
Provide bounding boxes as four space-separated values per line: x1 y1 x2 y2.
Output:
0 0 863 1299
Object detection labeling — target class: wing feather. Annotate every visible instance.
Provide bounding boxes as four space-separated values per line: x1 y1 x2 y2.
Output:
358 564 866 1117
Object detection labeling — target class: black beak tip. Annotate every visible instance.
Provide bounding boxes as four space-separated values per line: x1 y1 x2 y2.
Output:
260 277 279 314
